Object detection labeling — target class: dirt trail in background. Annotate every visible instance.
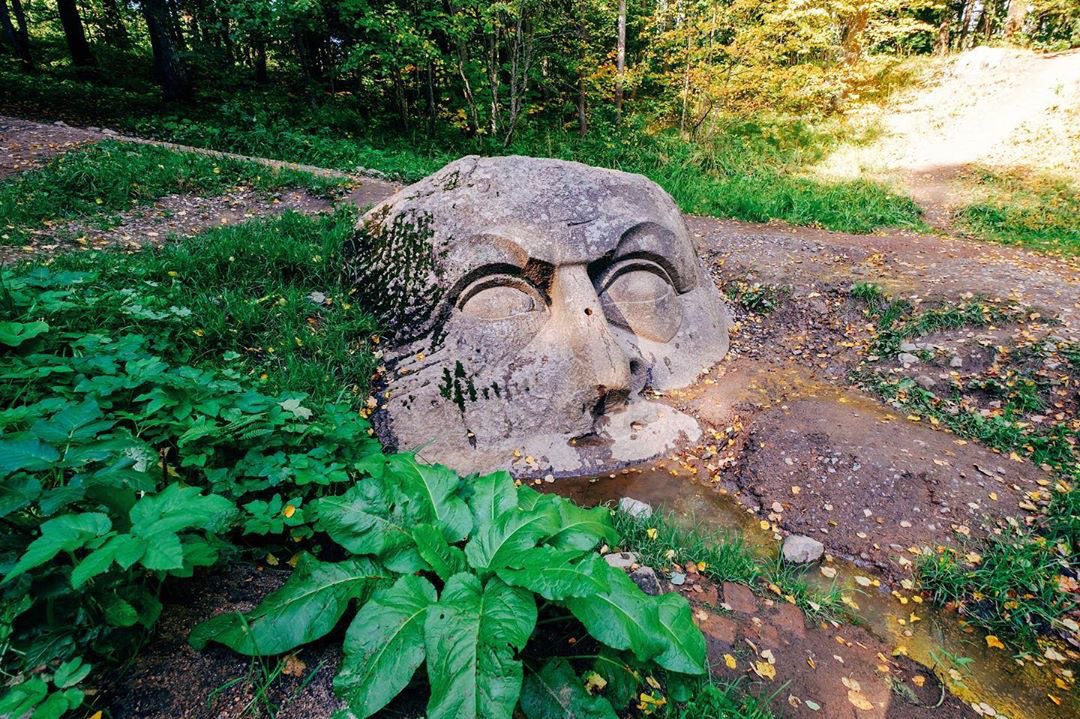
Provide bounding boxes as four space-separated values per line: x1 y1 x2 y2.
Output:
816 47 1080 228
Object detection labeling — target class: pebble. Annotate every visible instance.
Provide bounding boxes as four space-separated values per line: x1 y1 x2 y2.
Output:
898 352 919 365
618 496 653 519
782 534 825 563
630 566 661 595
603 552 638 570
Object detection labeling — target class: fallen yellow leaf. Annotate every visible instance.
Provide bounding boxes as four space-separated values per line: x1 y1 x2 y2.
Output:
847 689 874 711
724 654 738 669
754 661 777 680
985 635 1005 650
912 675 925 687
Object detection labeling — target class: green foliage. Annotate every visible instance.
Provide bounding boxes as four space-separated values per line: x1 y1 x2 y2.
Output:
611 508 849 623
663 680 775 719
916 528 1075 650
850 282 1021 358
0 139 343 246
193 464 707 718
957 168 1080 256
27 208 379 404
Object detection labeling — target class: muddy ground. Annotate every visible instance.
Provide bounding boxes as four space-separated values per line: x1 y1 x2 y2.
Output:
2 118 1076 718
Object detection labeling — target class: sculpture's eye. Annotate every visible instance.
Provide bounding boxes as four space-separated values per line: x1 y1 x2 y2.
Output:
458 276 545 321
598 260 683 342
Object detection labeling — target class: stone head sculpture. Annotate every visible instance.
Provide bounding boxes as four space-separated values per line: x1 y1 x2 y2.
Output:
348 156 729 476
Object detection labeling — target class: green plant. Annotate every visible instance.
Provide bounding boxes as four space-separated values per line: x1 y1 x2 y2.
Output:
611 508 849 623
0 265 385 716
665 680 776 719
190 462 708 718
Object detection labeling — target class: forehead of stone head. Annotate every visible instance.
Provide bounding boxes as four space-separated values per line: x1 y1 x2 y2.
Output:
379 155 689 267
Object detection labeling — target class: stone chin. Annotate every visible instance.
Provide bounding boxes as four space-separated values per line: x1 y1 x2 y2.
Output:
349 155 730 476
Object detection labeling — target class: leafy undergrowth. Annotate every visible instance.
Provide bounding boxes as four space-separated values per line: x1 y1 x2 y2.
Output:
0 215 764 718
2 65 924 234
957 167 1080 256
612 510 850 624
0 139 344 246
849 284 1078 654
36 208 378 403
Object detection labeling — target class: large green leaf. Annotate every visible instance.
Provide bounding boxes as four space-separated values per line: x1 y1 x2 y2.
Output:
564 565 665 663
0 320 49 347
335 575 437 719
520 658 618 719
546 499 618 552
3 513 111 584
653 594 707 675
314 480 425 573
0 438 59 477
389 455 472 542
464 506 560 572
0 476 41 518
189 554 388 655
496 547 609 601
424 574 536 719
468 470 517 532
30 399 112 444
129 483 236 538
412 523 467 581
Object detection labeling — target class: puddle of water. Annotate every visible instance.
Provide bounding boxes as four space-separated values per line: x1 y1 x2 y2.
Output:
551 465 1077 719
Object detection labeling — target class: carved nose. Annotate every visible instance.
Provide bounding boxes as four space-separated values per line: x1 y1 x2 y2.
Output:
551 265 633 408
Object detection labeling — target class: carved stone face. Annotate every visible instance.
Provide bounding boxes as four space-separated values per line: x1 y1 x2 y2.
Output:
348 156 729 476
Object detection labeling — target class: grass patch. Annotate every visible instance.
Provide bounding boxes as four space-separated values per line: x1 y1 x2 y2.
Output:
1 64 924 235
916 526 1075 651
664 680 776 719
957 167 1080 256
19 208 378 404
612 508 849 624
725 281 788 315
850 281 1021 357
0 139 345 246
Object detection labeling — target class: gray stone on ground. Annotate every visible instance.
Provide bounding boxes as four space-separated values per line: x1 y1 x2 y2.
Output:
782 534 825 564
630 566 661 595
898 352 919 365
899 341 919 352
618 496 653 519
915 374 936 389
950 355 964 368
603 551 639 570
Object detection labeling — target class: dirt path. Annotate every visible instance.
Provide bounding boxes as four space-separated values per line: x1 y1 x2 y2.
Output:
815 47 1080 228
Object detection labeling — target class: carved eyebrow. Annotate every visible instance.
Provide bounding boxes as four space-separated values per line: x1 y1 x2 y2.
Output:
608 222 693 292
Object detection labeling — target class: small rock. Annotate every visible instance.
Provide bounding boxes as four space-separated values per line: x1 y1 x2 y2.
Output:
630 566 661 595
899 341 918 353
618 496 653 519
915 374 936 389
782 534 825 564
898 352 919 366
307 290 329 305
670 572 687 586
949 355 963 368
543 473 555 483
603 552 638 570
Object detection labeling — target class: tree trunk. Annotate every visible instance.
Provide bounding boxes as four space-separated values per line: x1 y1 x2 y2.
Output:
615 0 626 116
1 0 32 69
576 3 588 136
56 0 95 67
426 61 437 136
254 37 268 84
142 0 190 101
1005 0 1026 36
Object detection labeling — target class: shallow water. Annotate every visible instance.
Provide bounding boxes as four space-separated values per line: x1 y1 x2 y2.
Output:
551 465 1078 719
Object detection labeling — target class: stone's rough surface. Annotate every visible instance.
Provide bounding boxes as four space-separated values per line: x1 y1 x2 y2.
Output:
721 582 758 614
617 496 654 519
603 551 639 570
781 534 825 564
349 156 730 475
630 566 661 596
